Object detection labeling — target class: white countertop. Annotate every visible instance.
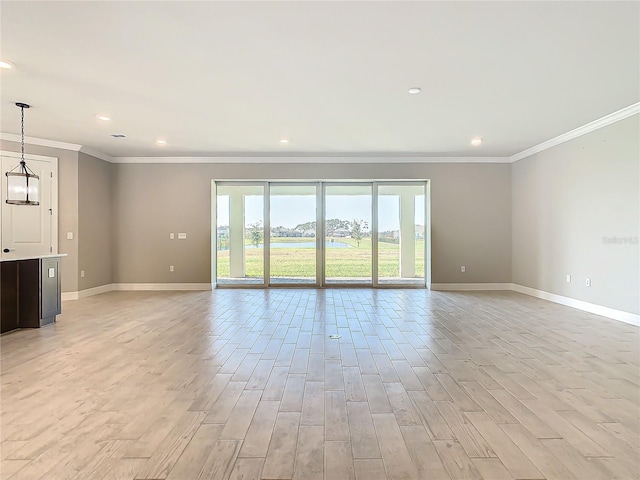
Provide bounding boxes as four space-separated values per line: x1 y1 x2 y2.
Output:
0 254 68 262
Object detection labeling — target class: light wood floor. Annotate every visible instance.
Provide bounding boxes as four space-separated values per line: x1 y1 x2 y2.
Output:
1 289 638 480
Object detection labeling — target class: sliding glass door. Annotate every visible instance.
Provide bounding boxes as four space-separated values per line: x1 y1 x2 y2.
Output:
324 184 372 285
377 184 426 285
213 181 427 287
270 184 319 285
215 183 265 285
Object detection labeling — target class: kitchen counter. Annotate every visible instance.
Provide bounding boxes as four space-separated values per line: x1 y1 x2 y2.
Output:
1 255 65 334
0 253 67 262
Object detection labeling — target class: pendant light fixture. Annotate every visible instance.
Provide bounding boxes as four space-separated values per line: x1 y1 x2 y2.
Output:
5 102 39 205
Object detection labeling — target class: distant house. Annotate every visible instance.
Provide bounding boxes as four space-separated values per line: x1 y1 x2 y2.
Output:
270 227 287 237
271 227 303 237
333 228 350 238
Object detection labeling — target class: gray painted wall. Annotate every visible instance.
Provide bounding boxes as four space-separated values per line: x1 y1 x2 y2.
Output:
512 115 639 314
112 162 512 285
78 152 113 290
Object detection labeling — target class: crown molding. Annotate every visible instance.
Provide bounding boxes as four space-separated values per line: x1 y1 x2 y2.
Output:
0 149 58 162
109 155 510 164
509 102 640 163
0 133 113 162
78 146 114 163
0 132 83 151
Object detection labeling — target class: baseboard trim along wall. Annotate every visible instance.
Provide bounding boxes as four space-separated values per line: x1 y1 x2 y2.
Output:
63 283 115 300
112 283 213 291
430 283 513 291
61 282 639 326
511 284 640 327
62 283 212 301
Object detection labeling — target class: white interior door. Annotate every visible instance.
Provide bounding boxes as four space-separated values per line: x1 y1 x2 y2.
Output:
1 153 57 259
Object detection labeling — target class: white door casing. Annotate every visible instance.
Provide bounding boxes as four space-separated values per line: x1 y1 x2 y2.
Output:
1 151 58 259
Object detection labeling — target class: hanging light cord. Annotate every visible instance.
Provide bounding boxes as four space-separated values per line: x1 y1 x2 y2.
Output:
20 105 25 166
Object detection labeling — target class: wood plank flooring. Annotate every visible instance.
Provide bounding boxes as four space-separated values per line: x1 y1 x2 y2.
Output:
1 289 638 480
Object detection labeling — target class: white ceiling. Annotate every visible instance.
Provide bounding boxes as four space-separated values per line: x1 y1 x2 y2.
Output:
1 1 638 158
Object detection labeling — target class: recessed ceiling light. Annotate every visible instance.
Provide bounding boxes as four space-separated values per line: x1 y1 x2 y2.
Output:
96 114 111 121
280 138 290 144
111 134 126 138
408 87 421 95
471 136 483 146
156 138 167 145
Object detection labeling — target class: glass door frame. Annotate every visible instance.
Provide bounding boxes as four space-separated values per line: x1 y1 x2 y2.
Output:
322 182 375 287
212 180 430 289
267 182 322 287
212 180 269 288
374 181 429 288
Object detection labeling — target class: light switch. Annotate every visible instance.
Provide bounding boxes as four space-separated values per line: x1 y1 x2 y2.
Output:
178 233 187 240
170 233 175 239
48 267 55 278
67 232 74 240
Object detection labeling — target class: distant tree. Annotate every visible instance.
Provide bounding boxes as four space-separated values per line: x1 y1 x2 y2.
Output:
350 218 368 247
326 218 351 236
248 221 263 248
295 221 316 232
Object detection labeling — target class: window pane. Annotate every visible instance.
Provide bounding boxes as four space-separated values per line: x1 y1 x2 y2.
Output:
216 184 264 285
325 185 372 284
378 184 425 285
270 185 317 284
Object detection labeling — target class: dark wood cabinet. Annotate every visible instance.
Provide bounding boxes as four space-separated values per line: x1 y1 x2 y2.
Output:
0 256 63 333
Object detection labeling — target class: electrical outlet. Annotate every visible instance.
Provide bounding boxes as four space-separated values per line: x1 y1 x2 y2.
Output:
460 266 466 273
170 265 174 272
170 233 175 239
80 270 85 278
566 274 571 283
585 278 591 287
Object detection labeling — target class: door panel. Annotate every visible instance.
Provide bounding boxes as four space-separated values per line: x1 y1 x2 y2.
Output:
215 184 265 285
1 156 52 259
269 184 318 285
377 184 426 285
324 184 372 285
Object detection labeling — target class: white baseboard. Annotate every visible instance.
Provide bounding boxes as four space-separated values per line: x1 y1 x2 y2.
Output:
63 282 212 300
429 282 638 326
430 283 513 291
511 284 639 327
63 284 115 300
112 283 212 291
78 284 114 299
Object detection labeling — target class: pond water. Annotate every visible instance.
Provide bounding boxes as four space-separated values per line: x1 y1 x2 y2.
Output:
247 241 352 249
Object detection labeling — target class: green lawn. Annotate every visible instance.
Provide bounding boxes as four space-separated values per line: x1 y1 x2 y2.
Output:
217 237 424 279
